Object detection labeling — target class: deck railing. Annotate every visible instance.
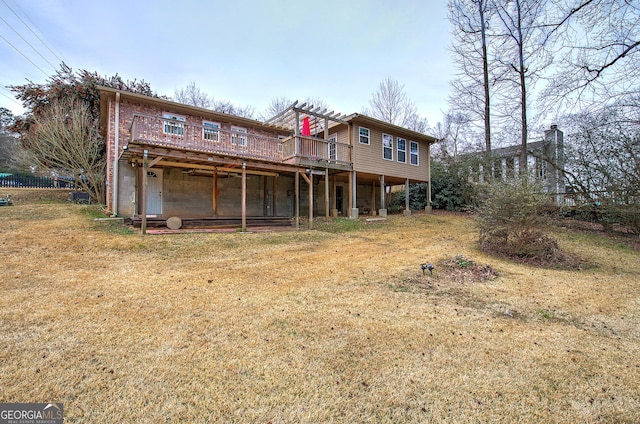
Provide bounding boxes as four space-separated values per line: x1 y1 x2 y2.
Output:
281 135 351 166
130 114 352 167
131 114 282 162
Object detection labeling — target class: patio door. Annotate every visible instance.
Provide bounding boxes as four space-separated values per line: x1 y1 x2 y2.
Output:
146 169 163 216
328 134 337 161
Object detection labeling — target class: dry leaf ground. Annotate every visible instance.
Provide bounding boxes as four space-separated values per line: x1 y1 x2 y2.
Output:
1 189 639 423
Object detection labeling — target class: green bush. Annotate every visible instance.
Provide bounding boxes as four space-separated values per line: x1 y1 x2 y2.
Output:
388 159 477 212
388 182 428 212
430 159 477 211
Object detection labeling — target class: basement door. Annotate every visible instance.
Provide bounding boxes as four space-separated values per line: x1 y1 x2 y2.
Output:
146 169 163 215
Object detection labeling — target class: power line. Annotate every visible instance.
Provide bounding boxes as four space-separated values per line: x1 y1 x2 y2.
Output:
1 0 65 65
0 14 57 71
0 89 22 107
0 84 22 107
0 32 49 77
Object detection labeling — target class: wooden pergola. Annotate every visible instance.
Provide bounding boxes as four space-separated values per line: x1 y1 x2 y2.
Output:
265 101 353 228
264 100 349 136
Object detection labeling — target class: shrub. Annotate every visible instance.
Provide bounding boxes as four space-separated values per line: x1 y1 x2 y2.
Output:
388 182 428 212
475 177 547 243
388 159 478 212
430 159 477 211
474 177 570 263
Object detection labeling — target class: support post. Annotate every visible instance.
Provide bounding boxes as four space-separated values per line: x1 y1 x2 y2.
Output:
295 171 300 229
263 175 268 216
350 170 358 219
308 173 313 229
213 171 218 216
273 174 278 217
325 168 330 219
371 180 376 216
348 172 353 214
141 150 148 235
331 176 338 217
426 145 433 213
241 163 247 232
379 175 387 217
404 178 411 216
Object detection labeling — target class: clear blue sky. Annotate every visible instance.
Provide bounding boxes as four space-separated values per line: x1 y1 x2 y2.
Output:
0 0 453 127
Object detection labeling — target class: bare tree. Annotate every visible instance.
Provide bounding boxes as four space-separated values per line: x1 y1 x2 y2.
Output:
0 108 20 171
494 0 551 174
448 0 493 158
23 98 105 203
404 113 430 134
432 111 475 158
260 96 330 122
173 81 212 108
173 81 256 118
211 100 255 119
261 96 293 120
540 0 640 115
563 106 640 199
365 77 427 130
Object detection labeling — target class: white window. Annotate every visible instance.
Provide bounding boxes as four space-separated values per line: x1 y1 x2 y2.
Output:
162 112 185 135
359 127 370 144
382 133 393 161
328 134 338 160
410 141 419 165
231 126 247 147
202 121 220 142
397 137 407 163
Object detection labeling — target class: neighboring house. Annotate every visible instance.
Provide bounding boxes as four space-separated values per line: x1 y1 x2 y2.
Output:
466 125 566 205
98 87 438 230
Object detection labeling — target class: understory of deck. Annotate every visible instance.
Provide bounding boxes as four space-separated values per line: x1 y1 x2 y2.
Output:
125 216 294 230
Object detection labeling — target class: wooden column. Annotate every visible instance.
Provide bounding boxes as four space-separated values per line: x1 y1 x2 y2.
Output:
405 178 410 211
133 161 139 219
309 173 313 229
141 150 148 235
273 174 278 217
300 172 313 229
348 172 353 213
352 171 358 218
371 180 376 214
263 175 268 216
379 174 387 217
331 176 337 214
325 169 329 219
241 163 247 232
295 171 300 229
213 171 218 216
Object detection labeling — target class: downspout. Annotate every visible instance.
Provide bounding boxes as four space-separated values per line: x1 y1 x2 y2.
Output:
426 142 432 212
112 92 120 216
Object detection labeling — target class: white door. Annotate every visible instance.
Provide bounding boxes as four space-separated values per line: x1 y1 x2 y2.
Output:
146 169 163 215
328 134 337 161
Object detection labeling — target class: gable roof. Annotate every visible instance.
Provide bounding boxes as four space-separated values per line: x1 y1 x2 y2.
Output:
344 113 438 144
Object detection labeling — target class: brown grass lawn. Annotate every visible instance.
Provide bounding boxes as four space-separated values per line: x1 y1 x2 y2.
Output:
1 189 639 423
